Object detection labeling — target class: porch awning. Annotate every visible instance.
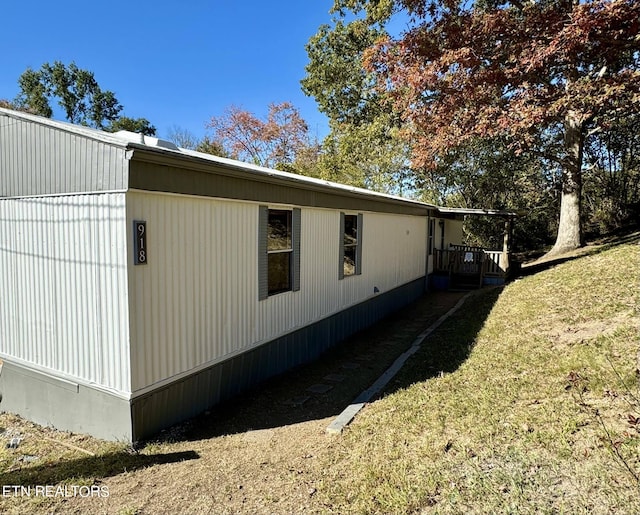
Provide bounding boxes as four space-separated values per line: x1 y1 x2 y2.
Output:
436 207 522 219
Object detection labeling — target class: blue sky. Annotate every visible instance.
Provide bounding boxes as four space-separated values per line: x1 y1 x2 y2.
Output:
0 1 337 141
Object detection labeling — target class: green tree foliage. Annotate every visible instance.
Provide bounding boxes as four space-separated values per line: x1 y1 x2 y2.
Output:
107 116 156 136
14 61 155 135
0 98 35 113
331 0 640 254
303 18 414 192
318 117 413 194
331 0 396 23
195 137 229 157
583 112 640 234
302 19 387 126
429 137 559 251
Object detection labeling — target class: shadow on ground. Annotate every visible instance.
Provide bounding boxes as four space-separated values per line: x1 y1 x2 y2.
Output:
0 450 199 487
379 286 502 397
518 230 640 277
165 288 502 443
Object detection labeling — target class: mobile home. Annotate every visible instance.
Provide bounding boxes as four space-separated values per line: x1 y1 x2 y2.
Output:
1 108 484 440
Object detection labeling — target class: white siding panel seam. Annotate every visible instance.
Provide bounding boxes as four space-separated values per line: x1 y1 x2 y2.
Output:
0 189 128 201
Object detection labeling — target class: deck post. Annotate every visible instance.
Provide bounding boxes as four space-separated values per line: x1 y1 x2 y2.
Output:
500 219 511 274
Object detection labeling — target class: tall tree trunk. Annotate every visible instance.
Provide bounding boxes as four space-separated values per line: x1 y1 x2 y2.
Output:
550 110 584 256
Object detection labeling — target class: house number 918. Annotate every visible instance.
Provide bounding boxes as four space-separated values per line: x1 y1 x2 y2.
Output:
134 221 148 265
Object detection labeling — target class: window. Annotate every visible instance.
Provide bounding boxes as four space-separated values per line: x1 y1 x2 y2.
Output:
267 209 292 294
339 212 363 279
439 219 445 250
258 206 300 299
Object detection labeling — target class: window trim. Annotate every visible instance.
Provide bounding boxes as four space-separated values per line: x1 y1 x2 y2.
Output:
258 206 301 300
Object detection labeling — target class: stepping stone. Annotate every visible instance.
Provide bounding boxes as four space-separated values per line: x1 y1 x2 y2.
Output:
341 362 360 370
283 395 310 406
306 383 333 394
242 428 275 443
323 373 346 383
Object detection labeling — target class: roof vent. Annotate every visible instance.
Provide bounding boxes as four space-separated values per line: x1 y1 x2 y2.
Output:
115 130 144 144
114 130 179 151
142 135 179 151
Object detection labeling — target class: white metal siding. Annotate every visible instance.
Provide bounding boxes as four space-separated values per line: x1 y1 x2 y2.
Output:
0 113 127 197
426 218 465 274
128 192 427 393
0 194 130 393
444 219 464 249
127 193 258 392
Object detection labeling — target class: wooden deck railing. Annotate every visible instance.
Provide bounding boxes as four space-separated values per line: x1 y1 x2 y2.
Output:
433 247 509 288
449 244 485 253
483 250 506 277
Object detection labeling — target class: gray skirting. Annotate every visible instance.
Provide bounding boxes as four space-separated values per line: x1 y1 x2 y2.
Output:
0 361 133 441
0 277 425 442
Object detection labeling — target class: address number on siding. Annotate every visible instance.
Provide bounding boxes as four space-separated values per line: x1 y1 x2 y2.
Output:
133 221 148 265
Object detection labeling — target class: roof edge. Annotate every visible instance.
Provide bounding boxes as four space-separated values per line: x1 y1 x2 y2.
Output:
126 145 437 212
0 107 131 149
437 207 522 219
1 107 438 212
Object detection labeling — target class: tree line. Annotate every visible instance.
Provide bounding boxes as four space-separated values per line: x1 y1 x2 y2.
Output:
3 1 638 254
1 61 156 136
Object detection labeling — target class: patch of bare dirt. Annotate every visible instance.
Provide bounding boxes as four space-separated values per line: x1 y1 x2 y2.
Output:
547 313 639 346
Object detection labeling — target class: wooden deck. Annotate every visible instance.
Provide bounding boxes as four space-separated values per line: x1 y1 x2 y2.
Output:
432 245 509 290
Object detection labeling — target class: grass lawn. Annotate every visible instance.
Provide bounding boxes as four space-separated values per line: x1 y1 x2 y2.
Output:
1 235 638 514
316 237 640 514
